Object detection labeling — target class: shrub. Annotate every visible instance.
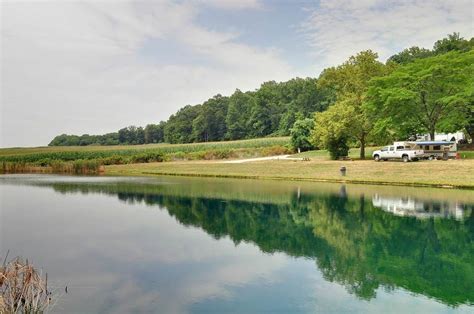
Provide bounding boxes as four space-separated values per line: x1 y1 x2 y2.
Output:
327 136 349 160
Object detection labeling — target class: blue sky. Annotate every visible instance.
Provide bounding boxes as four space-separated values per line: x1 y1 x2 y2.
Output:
1 0 473 147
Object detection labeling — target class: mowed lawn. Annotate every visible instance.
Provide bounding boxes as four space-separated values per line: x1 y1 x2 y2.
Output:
105 158 474 189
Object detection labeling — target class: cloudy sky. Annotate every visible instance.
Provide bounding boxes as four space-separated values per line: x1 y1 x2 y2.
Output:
1 0 473 147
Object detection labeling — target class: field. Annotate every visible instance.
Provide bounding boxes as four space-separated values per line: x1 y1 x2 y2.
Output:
0 137 291 173
1 137 473 188
105 158 474 189
0 137 290 157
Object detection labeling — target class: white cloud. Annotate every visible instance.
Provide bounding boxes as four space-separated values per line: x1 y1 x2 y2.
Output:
301 0 474 71
0 0 291 147
194 0 262 10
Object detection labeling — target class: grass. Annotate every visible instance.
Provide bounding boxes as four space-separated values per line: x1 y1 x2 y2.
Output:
105 158 474 189
292 147 378 159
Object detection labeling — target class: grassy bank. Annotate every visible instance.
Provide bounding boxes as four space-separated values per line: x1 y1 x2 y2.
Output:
105 158 474 189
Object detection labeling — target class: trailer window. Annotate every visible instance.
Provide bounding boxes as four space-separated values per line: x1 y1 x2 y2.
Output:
396 146 404 150
433 145 441 150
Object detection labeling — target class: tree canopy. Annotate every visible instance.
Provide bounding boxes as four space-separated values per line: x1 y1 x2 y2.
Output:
367 50 474 140
313 50 389 159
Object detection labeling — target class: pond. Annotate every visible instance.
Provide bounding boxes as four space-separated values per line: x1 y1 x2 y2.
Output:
1 174 473 313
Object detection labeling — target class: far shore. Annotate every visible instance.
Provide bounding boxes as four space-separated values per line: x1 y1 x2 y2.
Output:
104 158 474 190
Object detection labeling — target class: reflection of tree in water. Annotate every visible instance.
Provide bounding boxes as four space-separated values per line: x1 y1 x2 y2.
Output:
49 182 474 306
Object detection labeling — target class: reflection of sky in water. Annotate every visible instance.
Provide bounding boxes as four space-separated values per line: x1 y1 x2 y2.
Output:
1 176 473 313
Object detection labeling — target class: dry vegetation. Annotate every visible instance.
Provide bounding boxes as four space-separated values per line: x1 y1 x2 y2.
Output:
0 256 53 313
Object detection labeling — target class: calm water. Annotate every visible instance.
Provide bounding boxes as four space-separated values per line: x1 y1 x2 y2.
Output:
1 174 473 313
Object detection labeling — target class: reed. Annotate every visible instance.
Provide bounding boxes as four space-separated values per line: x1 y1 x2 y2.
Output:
0 256 52 313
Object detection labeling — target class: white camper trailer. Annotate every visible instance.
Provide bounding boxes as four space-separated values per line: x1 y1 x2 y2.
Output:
410 141 457 159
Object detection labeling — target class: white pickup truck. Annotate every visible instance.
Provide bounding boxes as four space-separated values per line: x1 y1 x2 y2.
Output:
372 144 424 162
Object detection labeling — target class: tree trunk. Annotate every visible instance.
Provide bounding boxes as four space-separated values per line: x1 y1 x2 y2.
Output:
360 136 366 160
430 129 435 141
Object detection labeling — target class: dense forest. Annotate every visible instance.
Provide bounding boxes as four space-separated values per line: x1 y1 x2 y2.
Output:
50 33 474 155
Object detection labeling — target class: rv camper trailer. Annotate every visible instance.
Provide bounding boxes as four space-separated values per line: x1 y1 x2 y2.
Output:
402 141 458 159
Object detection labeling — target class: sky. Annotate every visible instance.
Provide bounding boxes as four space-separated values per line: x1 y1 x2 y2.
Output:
1 0 473 147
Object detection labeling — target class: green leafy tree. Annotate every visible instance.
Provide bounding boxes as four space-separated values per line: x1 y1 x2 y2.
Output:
312 101 355 159
144 122 165 144
225 90 254 140
290 117 315 152
316 50 388 159
164 105 201 143
367 50 474 140
387 46 433 64
433 32 473 54
191 95 229 142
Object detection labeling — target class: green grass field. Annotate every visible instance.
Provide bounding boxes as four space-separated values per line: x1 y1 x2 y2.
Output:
105 158 474 189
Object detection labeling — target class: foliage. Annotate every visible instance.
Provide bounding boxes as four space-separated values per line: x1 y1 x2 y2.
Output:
433 32 474 54
387 46 433 64
367 50 474 140
315 50 389 159
326 135 350 160
290 118 315 152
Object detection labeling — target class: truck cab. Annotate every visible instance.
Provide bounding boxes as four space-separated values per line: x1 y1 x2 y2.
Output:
372 144 423 162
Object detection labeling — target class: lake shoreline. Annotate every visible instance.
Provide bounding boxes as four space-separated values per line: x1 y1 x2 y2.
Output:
104 159 474 190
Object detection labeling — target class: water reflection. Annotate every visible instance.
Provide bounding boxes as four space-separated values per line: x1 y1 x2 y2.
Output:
372 194 467 219
1 175 473 313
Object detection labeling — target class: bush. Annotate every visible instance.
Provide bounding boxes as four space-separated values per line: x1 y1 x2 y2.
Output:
290 118 315 152
327 136 349 160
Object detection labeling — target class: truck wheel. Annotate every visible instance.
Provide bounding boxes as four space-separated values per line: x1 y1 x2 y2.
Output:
429 155 434 161
402 155 409 162
374 154 380 161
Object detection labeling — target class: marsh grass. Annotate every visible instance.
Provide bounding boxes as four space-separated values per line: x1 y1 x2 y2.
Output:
0 256 53 313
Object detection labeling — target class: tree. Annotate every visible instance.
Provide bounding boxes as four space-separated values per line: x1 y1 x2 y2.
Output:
164 105 201 143
367 50 474 141
312 101 355 159
433 32 473 54
387 46 433 64
144 122 165 144
191 95 228 142
316 50 388 159
290 117 314 152
225 90 255 140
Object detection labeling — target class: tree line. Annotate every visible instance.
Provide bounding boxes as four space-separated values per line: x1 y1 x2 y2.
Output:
49 78 332 146
50 33 474 156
